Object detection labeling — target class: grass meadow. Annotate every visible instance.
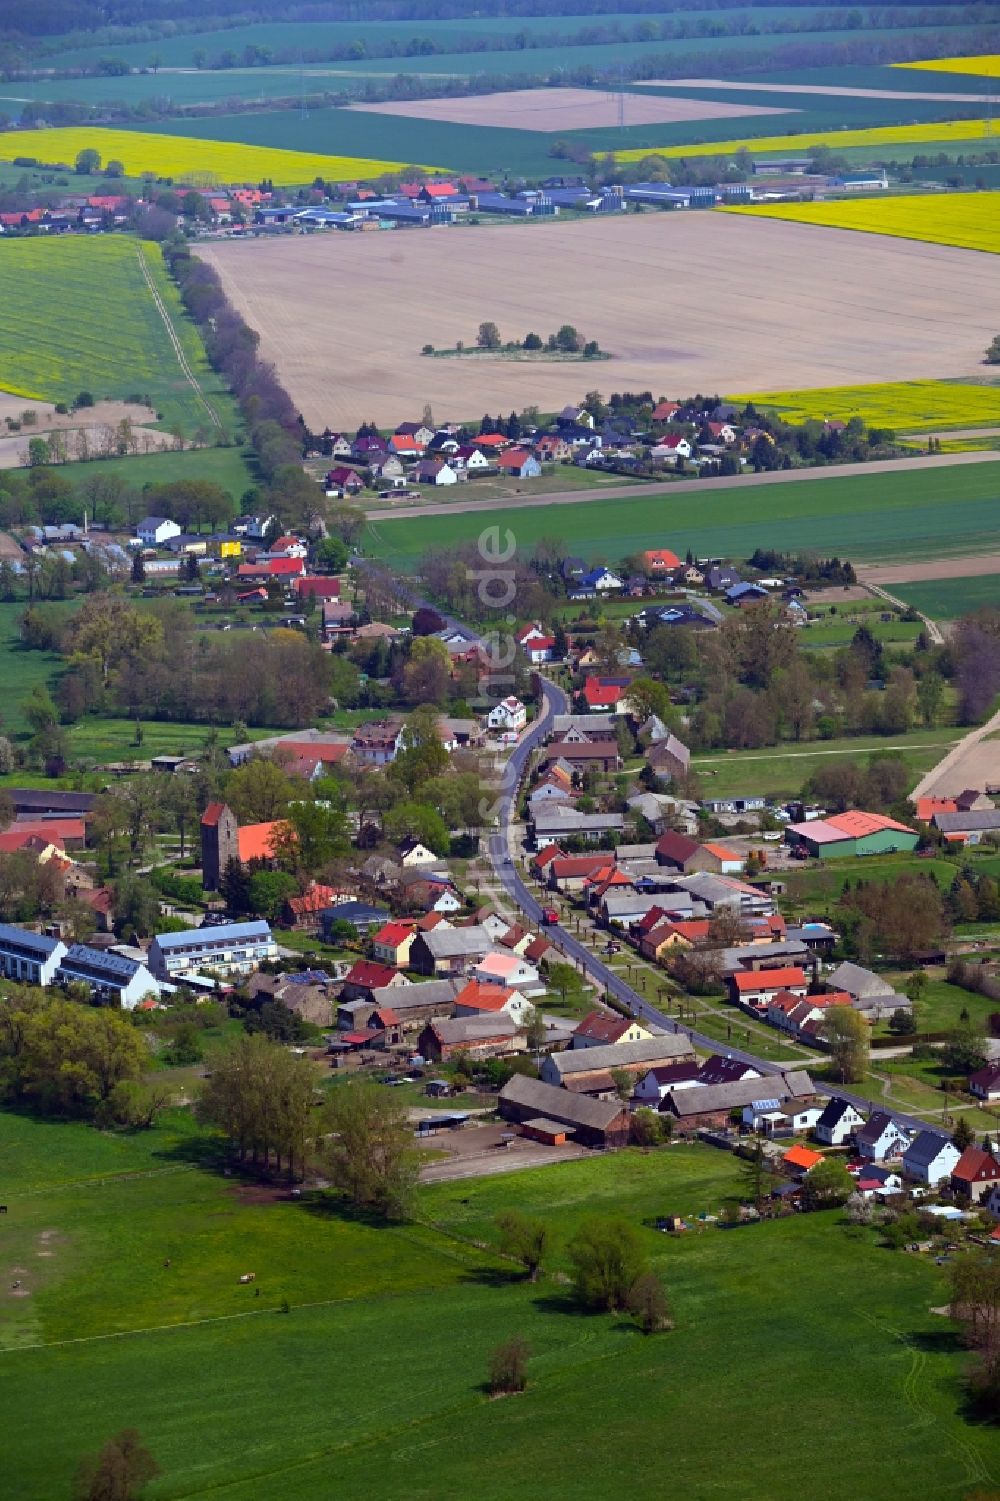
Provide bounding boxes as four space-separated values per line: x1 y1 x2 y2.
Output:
32 443 257 500
4 1107 999 1500
692 727 959 800
367 460 1000 569
0 238 238 435
724 191 1000 256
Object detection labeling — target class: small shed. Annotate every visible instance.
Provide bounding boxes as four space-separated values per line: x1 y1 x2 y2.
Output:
521 1117 574 1146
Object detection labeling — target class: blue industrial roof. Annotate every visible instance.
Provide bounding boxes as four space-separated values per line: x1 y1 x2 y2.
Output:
0 923 62 956
153 920 272 950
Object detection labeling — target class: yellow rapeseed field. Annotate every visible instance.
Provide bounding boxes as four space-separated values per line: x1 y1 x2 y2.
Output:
727 380 1000 432
895 54 1000 79
721 192 1000 256
610 117 997 163
0 126 435 185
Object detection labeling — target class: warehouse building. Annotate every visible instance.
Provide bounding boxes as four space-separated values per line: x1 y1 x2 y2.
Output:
785 810 918 860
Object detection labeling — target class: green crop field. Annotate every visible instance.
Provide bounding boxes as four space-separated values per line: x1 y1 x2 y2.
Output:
892 574 1000 621
692 727 958 800
367 460 1000 570
4 1107 1000 1500
0 238 238 437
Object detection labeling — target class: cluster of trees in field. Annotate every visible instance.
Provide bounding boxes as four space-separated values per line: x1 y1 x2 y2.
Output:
0 987 164 1124
428 322 603 359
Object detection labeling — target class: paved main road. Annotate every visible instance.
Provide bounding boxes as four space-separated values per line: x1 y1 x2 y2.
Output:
366 449 1000 523
487 676 949 1141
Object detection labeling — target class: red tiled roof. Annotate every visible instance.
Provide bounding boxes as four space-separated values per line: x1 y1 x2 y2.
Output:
583 677 625 707
345 959 399 989
953 1147 1000 1183
455 980 516 1013
0 827 66 854
201 802 228 828
294 577 341 599
238 821 284 862
286 884 339 916
573 1011 635 1044
732 967 806 993
7 818 84 844
277 741 348 765
642 548 681 569
373 920 415 946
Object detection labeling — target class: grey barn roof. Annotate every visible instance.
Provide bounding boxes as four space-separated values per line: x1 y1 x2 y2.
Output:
933 810 1000 833
428 1016 519 1044
500 1073 625 1132
370 978 459 1011
664 1070 814 1118
547 1035 693 1077
827 961 894 998
418 926 494 959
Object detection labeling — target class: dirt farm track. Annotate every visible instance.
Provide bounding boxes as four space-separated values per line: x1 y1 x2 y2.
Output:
197 215 995 432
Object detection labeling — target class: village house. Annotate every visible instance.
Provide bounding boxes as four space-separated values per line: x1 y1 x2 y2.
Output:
324 466 364 497
408 924 495 977
730 967 808 1012
351 720 404 766
969 1062 1000 1102
952 1146 1000 1202
902 1130 961 1187
814 1098 867 1147
854 1111 912 1163
370 920 417 968
497 447 542 479
453 978 534 1024
571 1011 652 1049
472 951 541 995
486 696 527 738
340 959 409 1003
661 1070 815 1132
136 516 181 547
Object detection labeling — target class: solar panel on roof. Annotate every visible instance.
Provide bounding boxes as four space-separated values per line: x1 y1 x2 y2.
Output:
751 1098 781 1111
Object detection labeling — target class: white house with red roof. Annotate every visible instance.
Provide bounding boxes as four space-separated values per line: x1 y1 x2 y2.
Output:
473 950 541 995
582 677 631 714
486 696 527 738
453 979 533 1023
517 623 557 664
730 967 808 1013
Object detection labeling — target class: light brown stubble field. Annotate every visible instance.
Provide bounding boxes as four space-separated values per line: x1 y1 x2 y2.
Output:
198 215 996 431
350 86 794 130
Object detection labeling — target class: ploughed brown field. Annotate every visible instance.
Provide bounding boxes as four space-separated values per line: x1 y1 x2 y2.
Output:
350 86 794 130
198 215 994 431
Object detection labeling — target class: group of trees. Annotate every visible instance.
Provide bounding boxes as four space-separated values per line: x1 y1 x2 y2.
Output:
497 1209 671 1331
0 989 154 1123
471 322 602 358
839 873 948 963
197 1033 317 1178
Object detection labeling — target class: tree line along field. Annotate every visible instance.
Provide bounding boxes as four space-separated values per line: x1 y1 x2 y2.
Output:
370 460 1000 570
0 126 426 186
29 8 932 71
724 192 1000 257
4 1107 999 1501
730 380 1000 432
0 238 238 436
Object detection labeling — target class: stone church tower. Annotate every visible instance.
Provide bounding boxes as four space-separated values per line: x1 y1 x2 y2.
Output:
201 802 239 892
